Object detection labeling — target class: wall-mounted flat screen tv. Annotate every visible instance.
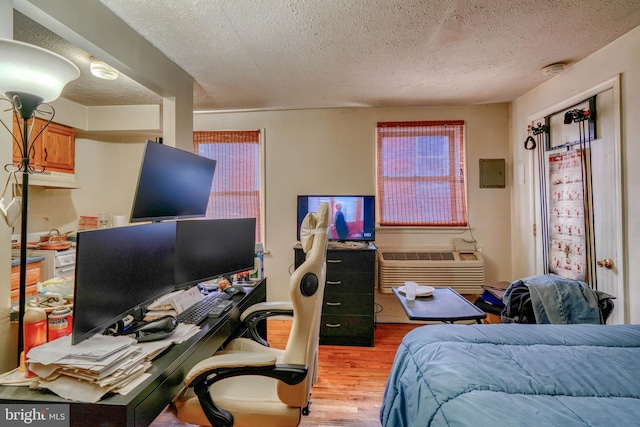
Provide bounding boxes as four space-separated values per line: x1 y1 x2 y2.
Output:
296 195 375 242
130 140 217 222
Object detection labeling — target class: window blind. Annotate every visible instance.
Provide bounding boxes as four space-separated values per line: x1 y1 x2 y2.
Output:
193 130 262 240
376 121 467 227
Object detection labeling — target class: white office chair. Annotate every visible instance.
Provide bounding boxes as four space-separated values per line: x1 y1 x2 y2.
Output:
173 202 329 427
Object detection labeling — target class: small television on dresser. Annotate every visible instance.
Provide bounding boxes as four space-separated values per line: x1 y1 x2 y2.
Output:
296 195 375 242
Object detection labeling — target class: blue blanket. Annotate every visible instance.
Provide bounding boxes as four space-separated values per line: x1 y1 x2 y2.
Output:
380 324 640 426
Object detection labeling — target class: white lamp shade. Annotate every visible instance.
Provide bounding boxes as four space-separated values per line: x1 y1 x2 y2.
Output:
0 38 80 103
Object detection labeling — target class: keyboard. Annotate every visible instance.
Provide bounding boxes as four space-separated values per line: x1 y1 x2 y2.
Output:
176 291 232 325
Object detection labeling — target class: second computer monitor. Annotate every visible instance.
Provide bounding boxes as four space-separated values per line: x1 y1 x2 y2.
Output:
174 218 256 289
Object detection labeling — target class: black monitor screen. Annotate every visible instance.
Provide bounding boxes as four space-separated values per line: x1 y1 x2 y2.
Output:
71 222 176 345
130 140 217 222
175 218 256 289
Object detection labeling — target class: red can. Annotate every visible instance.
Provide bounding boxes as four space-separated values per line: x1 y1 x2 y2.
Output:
24 307 47 378
48 307 73 341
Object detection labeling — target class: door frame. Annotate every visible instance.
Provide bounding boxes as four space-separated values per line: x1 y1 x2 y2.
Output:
528 75 625 323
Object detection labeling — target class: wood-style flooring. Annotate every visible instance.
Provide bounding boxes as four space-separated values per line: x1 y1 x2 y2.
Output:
150 320 422 427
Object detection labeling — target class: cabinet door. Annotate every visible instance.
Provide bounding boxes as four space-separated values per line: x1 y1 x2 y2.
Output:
11 118 75 173
12 117 44 167
10 262 43 301
41 122 75 173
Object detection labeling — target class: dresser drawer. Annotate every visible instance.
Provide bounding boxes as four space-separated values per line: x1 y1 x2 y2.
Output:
325 271 374 293
323 292 374 315
326 250 376 272
320 314 374 338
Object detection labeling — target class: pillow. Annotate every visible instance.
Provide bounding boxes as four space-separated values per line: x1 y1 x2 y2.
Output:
299 212 317 253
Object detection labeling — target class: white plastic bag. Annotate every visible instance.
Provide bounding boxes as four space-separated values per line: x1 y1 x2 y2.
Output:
0 171 22 227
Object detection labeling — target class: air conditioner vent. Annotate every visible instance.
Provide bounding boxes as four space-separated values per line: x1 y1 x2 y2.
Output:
378 250 485 295
380 252 456 261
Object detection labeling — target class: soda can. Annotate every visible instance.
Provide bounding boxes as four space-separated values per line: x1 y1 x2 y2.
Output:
48 306 73 341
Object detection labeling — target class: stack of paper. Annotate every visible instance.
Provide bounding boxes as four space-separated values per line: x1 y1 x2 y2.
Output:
21 324 204 402
24 334 150 403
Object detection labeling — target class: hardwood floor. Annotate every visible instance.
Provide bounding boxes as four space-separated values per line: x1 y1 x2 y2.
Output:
150 320 422 427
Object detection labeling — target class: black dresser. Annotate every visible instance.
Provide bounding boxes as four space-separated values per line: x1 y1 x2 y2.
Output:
294 243 377 347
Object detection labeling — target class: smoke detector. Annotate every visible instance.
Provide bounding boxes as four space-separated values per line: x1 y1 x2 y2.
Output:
542 63 567 77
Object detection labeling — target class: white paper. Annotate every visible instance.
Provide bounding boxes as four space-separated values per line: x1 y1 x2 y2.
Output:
171 286 203 313
27 334 137 365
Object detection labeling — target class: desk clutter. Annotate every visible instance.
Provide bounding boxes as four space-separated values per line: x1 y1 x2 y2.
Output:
0 318 201 403
0 283 249 403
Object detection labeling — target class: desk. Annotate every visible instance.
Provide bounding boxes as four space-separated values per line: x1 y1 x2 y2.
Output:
0 279 266 427
392 287 486 323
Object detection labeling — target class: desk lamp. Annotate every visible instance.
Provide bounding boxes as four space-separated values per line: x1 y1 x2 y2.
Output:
0 38 79 364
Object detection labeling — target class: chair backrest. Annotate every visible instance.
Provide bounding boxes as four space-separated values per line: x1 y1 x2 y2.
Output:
278 202 329 407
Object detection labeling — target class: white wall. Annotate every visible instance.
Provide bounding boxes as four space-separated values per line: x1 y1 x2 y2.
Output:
510 26 640 322
194 104 512 301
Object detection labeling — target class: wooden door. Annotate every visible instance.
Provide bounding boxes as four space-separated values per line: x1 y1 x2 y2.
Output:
532 77 624 324
589 88 624 324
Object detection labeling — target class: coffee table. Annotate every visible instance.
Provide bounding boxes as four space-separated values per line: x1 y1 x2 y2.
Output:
392 287 486 323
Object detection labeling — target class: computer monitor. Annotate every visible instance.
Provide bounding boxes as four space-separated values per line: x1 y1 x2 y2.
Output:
174 218 256 289
130 140 217 223
71 222 176 345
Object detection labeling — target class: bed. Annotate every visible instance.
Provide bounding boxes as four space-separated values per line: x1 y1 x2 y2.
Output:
380 323 640 426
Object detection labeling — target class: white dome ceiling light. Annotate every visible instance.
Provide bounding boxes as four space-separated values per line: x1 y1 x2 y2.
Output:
90 57 119 80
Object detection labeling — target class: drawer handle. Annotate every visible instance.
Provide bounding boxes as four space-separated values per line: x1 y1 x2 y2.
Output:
325 323 341 328
327 281 342 285
325 302 341 306
327 259 342 263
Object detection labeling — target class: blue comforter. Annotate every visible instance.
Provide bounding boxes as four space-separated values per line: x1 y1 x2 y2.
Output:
380 324 640 426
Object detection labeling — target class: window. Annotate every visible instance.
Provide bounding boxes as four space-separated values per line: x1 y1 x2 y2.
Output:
376 121 467 227
193 130 262 241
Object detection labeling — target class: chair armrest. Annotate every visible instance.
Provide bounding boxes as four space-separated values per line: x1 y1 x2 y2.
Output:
185 353 277 386
240 301 294 322
240 301 294 347
185 353 307 427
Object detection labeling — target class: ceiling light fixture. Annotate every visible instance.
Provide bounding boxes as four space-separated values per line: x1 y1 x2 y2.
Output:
542 63 567 77
90 56 119 80
0 38 79 366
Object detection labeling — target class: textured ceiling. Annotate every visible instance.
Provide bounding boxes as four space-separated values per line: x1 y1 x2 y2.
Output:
13 0 640 111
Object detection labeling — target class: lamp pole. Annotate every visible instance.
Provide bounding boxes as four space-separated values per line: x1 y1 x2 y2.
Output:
16 112 31 364
0 38 79 366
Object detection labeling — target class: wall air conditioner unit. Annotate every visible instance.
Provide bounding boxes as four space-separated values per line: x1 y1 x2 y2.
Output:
378 250 485 295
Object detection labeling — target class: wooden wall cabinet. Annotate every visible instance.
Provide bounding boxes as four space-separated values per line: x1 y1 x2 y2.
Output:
12 117 75 174
295 243 377 347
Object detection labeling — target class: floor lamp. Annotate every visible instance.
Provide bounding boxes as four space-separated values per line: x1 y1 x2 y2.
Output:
0 38 79 365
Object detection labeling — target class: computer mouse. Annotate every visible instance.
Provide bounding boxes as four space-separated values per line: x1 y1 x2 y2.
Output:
124 315 178 342
224 284 246 295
